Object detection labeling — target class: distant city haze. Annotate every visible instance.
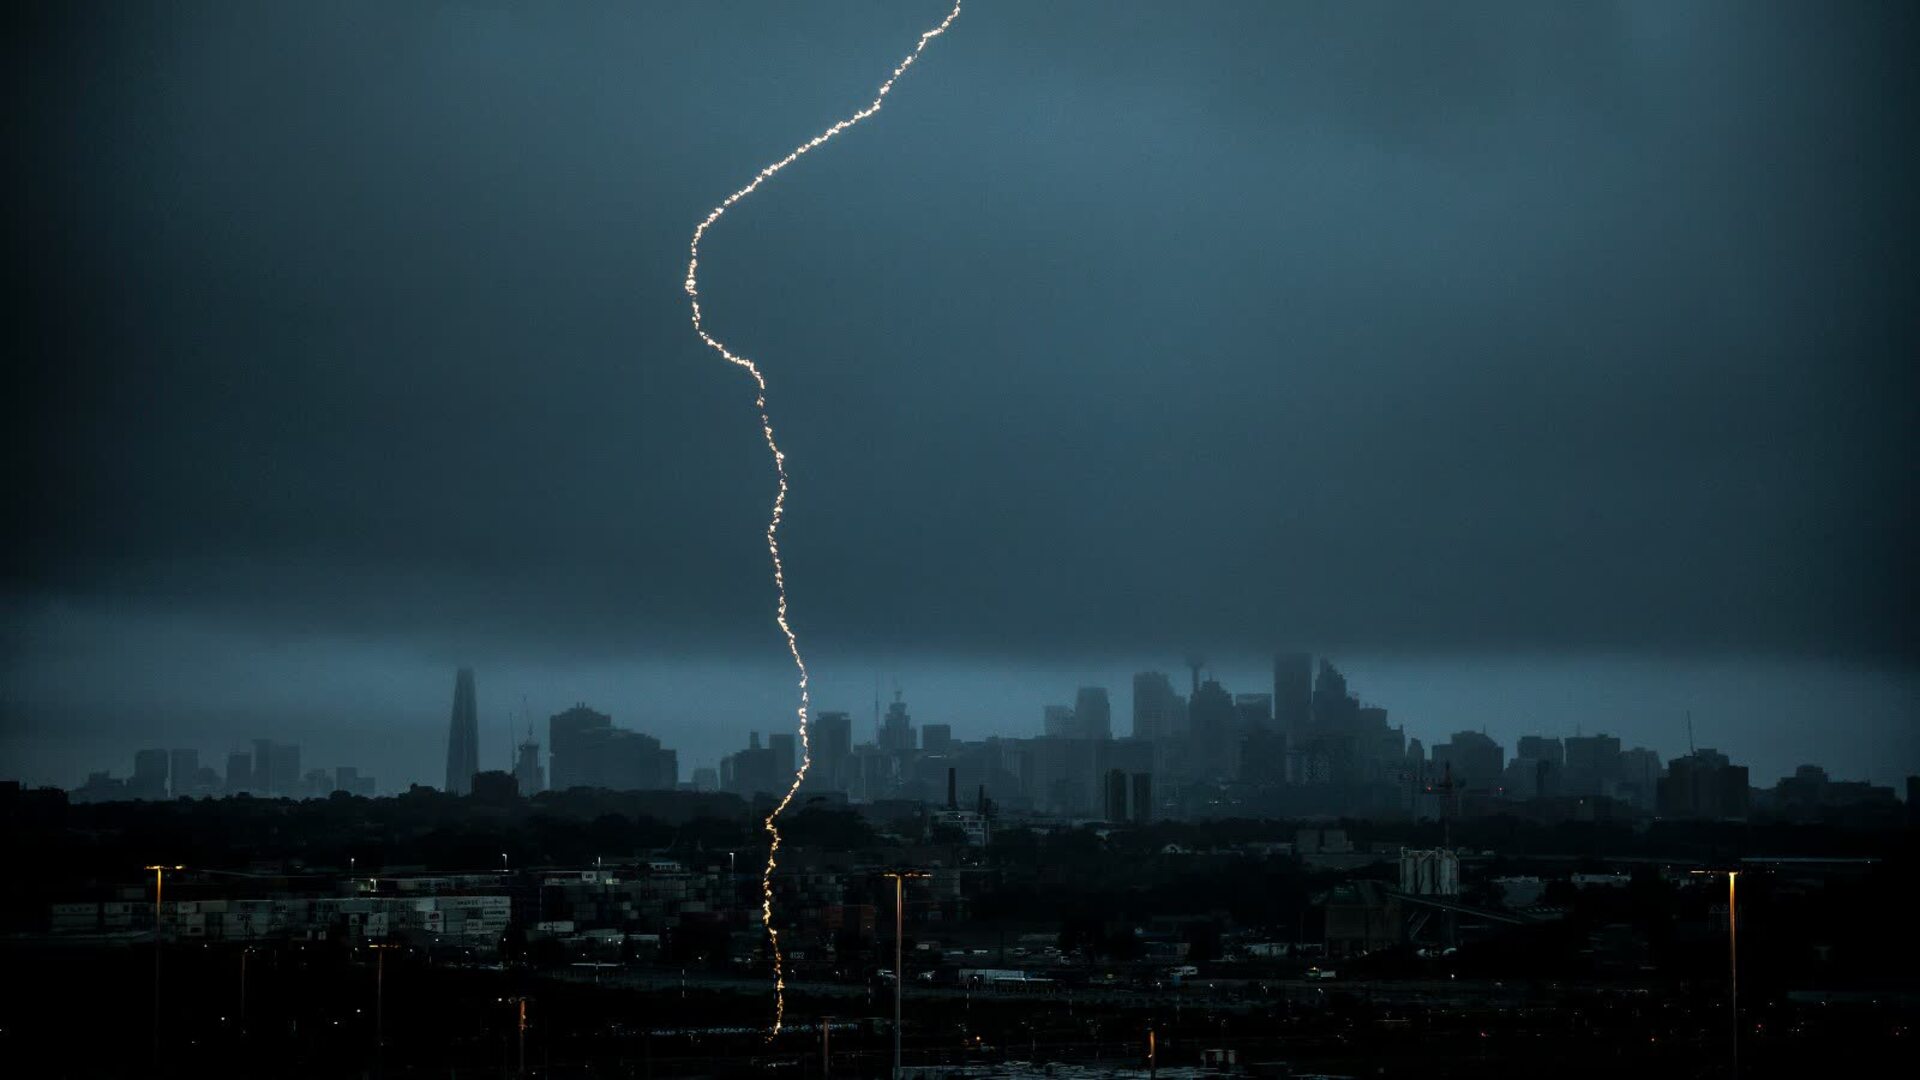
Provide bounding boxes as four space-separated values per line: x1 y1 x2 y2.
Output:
5 3 1914 790
4 603 1913 792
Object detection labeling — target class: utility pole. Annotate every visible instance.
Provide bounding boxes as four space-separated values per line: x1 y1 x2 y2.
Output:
881 871 927 1079
1692 868 1740 1079
239 947 252 1038
144 864 181 1063
1728 871 1739 1079
501 995 531 1077
820 1015 832 1079
370 943 399 1077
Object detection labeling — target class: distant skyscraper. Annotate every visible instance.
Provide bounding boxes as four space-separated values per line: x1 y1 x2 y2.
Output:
1189 679 1240 779
814 711 853 791
225 750 253 794
1311 659 1359 729
1042 705 1077 738
769 732 797 779
1104 768 1129 822
269 743 300 797
1131 671 1185 740
168 749 199 798
1131 772 1153 824
879 691 916 752
512 729 544 796
1516 736 1565 766
445 667 479 795
549 704 612 791
1074 687 1112 740
1234 693 1273 731
1432 731 1504 789
921 723 954 752
131 749 169 800
1273 652 1312 732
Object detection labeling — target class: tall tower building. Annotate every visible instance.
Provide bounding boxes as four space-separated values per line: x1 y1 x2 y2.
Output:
1131 671 1184 740
1273 652 1312 733
813 711 853 792
168 749 199 798
1074 687 1113 740
445 667 479 795
512 728 544 796
879 691 916 752
548 703 613 790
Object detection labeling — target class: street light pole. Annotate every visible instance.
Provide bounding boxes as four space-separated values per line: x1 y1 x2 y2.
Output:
144 864 181 1063
882 870 927 1080
502 995 531 1077
1693 867 1742 1079
370 942 399 1077
239 947 250 1038
1728 871 1739 1079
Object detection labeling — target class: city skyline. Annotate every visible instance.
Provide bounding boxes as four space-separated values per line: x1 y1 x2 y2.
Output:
32 652 1916 805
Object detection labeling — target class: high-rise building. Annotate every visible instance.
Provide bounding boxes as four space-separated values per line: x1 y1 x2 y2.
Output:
599 729 677 791
245 739 300 796
1564 733 1622 796
548 705 674 791
1104 768 1130 822
445 667 479 796
1659 750 1750 820
1189 679 1240 779
1042 705 1077 738
722 732 782 798
270 743 300 798
225 751 253 795
1272 652 1313 733
1234 693 1273 731
769 732 797 780
921 723 954 753
1311 659 1360 729
333 765 375 797
131 749 169 800
1515 736 1564 766
168 749 199 798
1074 687 1112 741
512 730 544 796
813 711 853 791
1131 671 1185 740
878 692 916 752
252 739 275 793
1431 731 1504 789
1130 772 1153 823
1616 746 1661 810
549 704 612 790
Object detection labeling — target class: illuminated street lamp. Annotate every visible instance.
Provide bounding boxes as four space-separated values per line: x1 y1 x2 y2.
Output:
1691 868 1741 1077
881 870 929 1080
143 864 182 1062
501 995 532 1076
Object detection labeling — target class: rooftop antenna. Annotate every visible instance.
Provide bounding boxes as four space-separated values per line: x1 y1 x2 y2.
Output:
1686 710 1696 756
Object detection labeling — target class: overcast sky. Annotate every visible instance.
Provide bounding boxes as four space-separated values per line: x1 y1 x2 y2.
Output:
5 2 1915 790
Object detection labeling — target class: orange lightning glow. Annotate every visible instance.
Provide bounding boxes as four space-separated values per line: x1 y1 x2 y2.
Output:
682 1 963 1037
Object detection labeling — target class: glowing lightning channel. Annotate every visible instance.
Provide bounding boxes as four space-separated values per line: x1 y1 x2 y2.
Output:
683 1 963 1038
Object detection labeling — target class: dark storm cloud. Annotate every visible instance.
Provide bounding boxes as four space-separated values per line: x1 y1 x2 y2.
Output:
7 0 1915 666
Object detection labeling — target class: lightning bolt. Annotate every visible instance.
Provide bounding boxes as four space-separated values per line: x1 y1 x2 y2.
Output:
683 1 963 1037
